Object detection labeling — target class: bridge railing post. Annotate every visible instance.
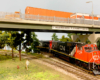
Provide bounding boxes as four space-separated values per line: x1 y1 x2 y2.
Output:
6 12 7 19
54 16 55 22
68 18 69 23
69 18 70 23
82 16 84 25
84 19 86 25
75 18 76 24
46 16 48 22
83 18 84 24
38 14 39 21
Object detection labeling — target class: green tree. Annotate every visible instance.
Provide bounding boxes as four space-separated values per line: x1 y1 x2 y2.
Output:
86 39 91 44
52 33 59 41
67 33 73 40
67 33 76 42
59 35 73 42
59 35 68 42
6 31 18 58
67 33 86 42
23 32 39 53
15 31 25 61
23 31 33 53
7 31 24 60
31 32 39 53
0 31 9 48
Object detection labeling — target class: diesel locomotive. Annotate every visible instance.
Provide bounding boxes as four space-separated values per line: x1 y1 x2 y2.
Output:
37 40 100 74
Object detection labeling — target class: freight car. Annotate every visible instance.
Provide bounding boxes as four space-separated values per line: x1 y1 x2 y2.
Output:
37 40 100 75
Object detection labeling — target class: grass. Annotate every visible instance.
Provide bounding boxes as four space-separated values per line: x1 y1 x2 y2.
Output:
0 54 12 60
0 49 44 59
0 58 76 80
30 53 45 58
0 50 77 80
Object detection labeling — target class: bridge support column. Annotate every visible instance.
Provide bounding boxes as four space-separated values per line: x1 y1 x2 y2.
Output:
71 33 100 45
78 35 89 43
88 32 100 44
71 35 89 43
71 35 80 42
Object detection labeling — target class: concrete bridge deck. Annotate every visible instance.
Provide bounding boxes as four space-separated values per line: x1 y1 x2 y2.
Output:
0 12 100 33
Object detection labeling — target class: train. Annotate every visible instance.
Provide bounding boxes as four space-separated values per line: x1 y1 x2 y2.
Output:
37 40 100 75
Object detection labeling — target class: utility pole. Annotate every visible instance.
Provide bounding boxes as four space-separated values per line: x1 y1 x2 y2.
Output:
86 1 94 26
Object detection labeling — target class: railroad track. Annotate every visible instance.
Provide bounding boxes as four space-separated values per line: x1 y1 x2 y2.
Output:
41 58 100 80
21 52 100 80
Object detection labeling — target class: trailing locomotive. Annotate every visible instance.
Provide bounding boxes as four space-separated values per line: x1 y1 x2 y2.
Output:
37 40 100 74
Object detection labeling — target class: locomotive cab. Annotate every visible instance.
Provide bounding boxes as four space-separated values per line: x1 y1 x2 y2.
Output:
74 44 100 72
83 45 100 64
84 45 98 52
75 44 100 63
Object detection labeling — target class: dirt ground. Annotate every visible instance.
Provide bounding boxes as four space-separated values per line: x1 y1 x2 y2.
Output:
21 53 82 80
0 51 84 80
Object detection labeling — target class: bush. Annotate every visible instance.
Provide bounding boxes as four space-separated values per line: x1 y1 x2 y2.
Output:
0 55 12 60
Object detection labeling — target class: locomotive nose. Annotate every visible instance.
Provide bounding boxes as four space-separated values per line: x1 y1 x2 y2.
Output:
93 51 100 62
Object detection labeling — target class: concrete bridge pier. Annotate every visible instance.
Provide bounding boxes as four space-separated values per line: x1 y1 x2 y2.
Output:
71 35 79 42
78 35 89 43
71 33 100 45
88 32 100 45
71 35 89 43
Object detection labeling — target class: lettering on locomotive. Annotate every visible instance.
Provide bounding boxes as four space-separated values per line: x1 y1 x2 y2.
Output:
59 45 65 51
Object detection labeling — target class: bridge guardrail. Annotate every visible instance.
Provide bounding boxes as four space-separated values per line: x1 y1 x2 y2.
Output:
0 12 100 26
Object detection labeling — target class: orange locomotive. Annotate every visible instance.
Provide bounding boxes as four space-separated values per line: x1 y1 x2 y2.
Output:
74 44 100 71
37 41 100 74
75 44 100 65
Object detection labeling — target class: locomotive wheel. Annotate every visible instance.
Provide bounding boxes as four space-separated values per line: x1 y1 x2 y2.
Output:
87 63 93 70
64 56 70 62
92 64 98 70
98 65 100 71
75 60 79 65
79 61 81 67
81 62 85 68
75 60 81 66
75 60 78 65
86 64 89 70
84 63 88 69
53 53 55 57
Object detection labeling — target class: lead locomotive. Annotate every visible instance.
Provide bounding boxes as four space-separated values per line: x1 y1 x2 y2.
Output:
37 40 100 74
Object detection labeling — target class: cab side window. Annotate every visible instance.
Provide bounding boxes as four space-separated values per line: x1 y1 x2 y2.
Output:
93 47 98 50
78 47 82 50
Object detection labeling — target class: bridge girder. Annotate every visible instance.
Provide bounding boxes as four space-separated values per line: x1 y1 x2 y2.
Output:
0 19 100 34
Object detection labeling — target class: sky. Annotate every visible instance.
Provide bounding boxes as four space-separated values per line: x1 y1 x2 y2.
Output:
0 0 99 40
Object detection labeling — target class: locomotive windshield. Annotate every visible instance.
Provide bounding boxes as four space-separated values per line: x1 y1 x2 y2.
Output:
84 47 92 52
93 47 98 50
84 47 98 52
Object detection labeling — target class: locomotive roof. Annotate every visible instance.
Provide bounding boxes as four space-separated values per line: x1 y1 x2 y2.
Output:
39 40 50 42
77 44 86 47
39 40 85 44
39 40 62 42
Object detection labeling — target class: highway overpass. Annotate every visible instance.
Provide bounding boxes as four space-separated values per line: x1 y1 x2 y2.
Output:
0 12 100 33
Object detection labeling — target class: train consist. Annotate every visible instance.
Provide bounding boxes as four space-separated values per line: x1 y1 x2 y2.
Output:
37 40 100 74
